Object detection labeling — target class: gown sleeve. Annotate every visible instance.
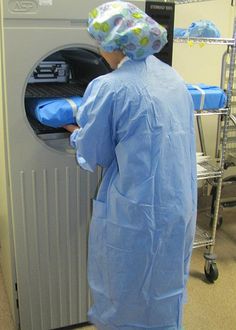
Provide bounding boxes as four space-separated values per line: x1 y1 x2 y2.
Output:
70 78 116 172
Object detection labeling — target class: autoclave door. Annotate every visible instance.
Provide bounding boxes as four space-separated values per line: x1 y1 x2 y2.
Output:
3 24 107 330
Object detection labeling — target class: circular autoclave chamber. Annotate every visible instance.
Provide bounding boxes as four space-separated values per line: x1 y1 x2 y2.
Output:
25 47 110 153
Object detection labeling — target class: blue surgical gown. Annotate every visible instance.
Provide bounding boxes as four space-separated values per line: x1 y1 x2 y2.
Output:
70 55 197 330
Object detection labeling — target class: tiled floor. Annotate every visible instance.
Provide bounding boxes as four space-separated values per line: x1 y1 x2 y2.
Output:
0 266 15 330
183 208 236 330
1 208 236 330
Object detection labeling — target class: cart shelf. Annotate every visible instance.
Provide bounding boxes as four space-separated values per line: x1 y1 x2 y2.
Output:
226 125 236 132
174 37 235 45
197 155 222 180
194 108 229 116
175 0 215 4
222 136 236 143
193 226 214 249
226 147 236 153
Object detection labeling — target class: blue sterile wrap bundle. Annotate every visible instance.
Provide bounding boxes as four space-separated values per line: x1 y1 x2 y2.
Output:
186 20 221 38
174 20 221 38
187 84 227 110
26 96 83 127
174 28 187 38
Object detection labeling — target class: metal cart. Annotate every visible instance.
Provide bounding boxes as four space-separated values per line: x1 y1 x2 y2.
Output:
211 48 236 227
174 0 236 283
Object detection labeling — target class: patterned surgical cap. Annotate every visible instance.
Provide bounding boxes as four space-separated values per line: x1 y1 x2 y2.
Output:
88 1 168 60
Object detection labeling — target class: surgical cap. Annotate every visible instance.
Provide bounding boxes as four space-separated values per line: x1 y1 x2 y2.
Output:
88 1 168 60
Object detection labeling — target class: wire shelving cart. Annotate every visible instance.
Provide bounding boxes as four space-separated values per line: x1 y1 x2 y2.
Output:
211 44 236 225
174 0 236 282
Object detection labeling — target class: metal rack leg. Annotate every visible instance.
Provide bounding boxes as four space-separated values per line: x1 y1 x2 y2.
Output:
204 21 236 281
204 176 223 283
196 116 207 155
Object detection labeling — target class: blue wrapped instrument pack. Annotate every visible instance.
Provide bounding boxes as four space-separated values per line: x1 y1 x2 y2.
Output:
186 84 227 110
174 20 221 39
26 96 83 127
186 20 221 38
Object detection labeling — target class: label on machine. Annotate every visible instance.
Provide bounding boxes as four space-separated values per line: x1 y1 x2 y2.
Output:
39 0 53 6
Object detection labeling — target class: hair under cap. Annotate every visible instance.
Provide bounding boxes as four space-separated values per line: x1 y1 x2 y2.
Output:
88 1 168 60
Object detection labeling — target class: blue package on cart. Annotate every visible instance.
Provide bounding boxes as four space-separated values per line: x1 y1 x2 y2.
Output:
186 84 227 110
26 96 83 127
186 20 221 38
174 20 221 39
174 28 187 38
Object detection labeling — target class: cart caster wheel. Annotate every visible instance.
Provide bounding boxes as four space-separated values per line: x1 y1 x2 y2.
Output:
204 263 219 283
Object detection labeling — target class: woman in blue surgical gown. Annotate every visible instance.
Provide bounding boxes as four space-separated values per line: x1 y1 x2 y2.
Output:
64 2 197 329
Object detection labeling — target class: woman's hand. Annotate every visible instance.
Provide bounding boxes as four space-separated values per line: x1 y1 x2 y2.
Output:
63 124 80 133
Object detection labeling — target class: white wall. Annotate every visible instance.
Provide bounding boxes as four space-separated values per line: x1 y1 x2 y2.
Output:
173 0 234 84
173 0 235 172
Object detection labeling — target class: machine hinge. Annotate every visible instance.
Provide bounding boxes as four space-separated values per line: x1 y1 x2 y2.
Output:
15 282 19 309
